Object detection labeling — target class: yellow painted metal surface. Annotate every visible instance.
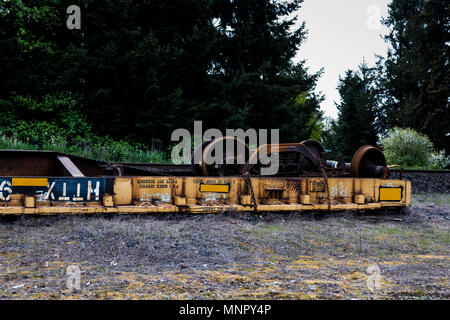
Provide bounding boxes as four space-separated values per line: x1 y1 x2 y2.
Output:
199 183 230 193
114 178 132 205
12 178 48 187
0 176 411 215
379 187 403 201
24 196 35 208
354 194 365 204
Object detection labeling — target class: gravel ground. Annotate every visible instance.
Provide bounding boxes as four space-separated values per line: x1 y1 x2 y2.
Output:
390 171 450 193
0 193 448 300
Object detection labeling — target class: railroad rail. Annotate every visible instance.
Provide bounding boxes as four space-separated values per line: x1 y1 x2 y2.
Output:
0 140 412 215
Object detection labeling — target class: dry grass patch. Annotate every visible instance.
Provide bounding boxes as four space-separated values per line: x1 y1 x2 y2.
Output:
0 194 448 299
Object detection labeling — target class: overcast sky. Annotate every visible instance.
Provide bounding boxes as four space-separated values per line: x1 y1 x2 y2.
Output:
294 0 391 119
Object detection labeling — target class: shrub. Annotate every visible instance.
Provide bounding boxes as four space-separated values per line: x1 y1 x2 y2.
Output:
429 150 450 169
380 127 447 169
0 92 169 163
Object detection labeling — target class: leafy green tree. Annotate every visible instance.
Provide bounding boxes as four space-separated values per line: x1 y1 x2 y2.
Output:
4 93 91 147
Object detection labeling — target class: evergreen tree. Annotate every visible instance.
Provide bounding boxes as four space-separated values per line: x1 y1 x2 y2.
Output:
1 0 323 147
203 0 323 142
329 63 379 161
380 0 449 152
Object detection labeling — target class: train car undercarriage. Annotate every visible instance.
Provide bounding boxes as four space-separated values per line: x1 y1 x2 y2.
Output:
0 140 411 215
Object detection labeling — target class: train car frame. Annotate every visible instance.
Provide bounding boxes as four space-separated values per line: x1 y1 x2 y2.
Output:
0 143 411 216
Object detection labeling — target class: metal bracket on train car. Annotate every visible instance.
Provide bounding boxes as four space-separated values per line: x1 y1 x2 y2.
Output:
243 172 258 212
319 165 331 211
383 165 404 180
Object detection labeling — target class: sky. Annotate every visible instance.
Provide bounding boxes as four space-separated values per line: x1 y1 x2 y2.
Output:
294 0 391 119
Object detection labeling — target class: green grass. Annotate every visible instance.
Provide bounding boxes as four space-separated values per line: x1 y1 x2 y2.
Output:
412 193 450 206
0 135 39 151
0 134 169 163
0 135 170 163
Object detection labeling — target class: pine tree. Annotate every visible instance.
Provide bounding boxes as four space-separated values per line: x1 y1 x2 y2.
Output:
1 0 324 147
330 63 379 161
196 0 324 142
380 0 449 152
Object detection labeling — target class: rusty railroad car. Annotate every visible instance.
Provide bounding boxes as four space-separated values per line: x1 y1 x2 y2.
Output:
0 140 411 215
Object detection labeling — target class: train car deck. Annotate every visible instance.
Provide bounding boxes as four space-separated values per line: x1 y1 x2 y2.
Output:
0 175 410 215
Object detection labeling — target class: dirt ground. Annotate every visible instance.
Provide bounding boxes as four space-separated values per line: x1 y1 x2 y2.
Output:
0 193 448 300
